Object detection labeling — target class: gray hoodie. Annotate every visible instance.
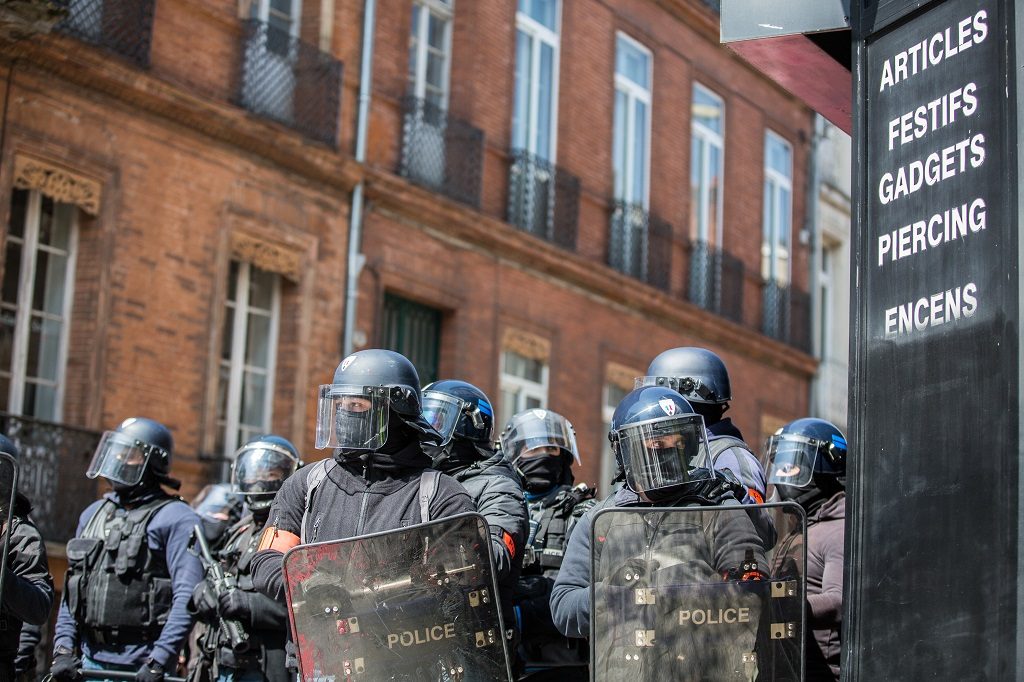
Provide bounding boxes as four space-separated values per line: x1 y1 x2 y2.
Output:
805 492 845 681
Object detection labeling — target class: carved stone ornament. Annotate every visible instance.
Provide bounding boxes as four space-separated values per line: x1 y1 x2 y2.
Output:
230 233 302 282
13 155 101 215
502 328 550 362
606 362 641 392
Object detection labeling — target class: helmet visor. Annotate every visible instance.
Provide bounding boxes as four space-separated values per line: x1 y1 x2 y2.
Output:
617 415 712 495
502 410 580 465
86 431 155 486
315 385 389 450
231 445 299 497
421 391 465 446
634 375 719 404
766 434 822 488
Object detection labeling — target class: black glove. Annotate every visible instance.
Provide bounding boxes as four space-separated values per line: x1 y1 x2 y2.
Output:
135 659 164 682
607 557 660 586
218 589 252 621
49 652 80 682
685 471 745 505
189 579 218 620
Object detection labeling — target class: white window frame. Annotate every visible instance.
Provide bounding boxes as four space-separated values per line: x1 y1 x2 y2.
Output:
409 0 454 108
691 82 725 246
252 0 303 36
613 32 653 208
599 383 618 497
1 190 78 421
220 261 281 459
513 2 561 161
499 350 549 428
763 129 793 285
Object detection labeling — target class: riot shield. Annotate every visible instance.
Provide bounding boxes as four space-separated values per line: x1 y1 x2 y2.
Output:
283 512 513 682
0 452 18 605
590 502 806 682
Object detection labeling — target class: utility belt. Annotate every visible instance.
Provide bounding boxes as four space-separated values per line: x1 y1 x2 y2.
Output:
524 546 565 571
83 623 164 648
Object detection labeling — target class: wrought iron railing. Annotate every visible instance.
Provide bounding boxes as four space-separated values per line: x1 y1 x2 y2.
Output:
507 150 580 250
57 0 155 68
236 19 343 147
762 281 812 352
687 240 744 324
399 96 484 208
608 201 673 292
0 413 102 544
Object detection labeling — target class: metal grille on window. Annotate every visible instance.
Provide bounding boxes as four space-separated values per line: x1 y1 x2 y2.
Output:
399 96 484 207
608 201 672 292
507 151 579 249
381 293 442 385
58 0 156 68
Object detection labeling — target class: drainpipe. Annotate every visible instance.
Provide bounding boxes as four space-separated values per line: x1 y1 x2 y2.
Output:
806 114 826 417
342 0 376 357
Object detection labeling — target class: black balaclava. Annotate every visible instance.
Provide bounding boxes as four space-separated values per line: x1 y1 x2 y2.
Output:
429 439 491 476
112 464 167 505
336 409 431 478
777 474 843 513
518 452 572 495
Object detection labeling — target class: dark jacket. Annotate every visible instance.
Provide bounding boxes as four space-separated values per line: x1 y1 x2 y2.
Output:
0 494 53 669
52 491 204 669
806 492 844 681
251 447 476 603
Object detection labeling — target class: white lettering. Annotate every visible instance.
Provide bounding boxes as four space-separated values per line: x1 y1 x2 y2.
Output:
884 283 980 336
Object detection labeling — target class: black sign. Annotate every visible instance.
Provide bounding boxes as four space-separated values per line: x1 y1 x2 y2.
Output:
849 0 1018 678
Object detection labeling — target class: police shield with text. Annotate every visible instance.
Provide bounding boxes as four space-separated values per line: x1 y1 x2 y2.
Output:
282 513 513 681
548 388 805 681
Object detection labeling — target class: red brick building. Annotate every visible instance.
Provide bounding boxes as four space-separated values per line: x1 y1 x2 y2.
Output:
0 0 816 557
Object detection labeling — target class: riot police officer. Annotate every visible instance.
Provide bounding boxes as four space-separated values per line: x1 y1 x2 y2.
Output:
421 380 529 639
765 418 847 681
638 347 768 504
190 435 301 682
502 409 595 680
250 349 475 602
549 387 765 640
0 434 54 682
50 418 203 682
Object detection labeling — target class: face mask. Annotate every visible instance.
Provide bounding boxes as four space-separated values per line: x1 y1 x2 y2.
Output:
516 455 566 493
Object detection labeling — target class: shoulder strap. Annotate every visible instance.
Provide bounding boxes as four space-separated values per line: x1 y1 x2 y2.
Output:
708 436 749 461
418 470 440 524
117 497 176 576
81 499 115 539
300 459 337 544
708 436 762 501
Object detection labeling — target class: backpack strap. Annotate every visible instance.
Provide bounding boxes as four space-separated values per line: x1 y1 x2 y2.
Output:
708 436 763 503
418 470 440 524
300 459 337 544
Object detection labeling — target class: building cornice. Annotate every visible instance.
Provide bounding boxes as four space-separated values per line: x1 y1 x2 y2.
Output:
0 35 362 193
365 168 818 380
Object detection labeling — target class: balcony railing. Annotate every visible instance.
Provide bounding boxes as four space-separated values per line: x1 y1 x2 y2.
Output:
687 239 744 324
236 19 343 147
57 0 155 68
399 96 484 208
507 150 580 250
0 413 102 544
762 281 812 352
608 201 672 292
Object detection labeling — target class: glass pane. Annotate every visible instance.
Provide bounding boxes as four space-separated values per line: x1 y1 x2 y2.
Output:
632 100 648 202
9 190 27 239
536 42 555 161
766 133 792 177
248 266 275 310
43 202 74 251
270 0 291 13
708 143 722 238
612 90 628 198
2 241 22 306
241 370 268 428
693 85 723 135
26 314 62 382
221 307 235 361
23 381 56 421
426 51 445 90
616 36 650 89
427 12 446 50
32 250 69 316
245 312 271 368
520 0 558 30
0 305 15 372
763 180 775 243
227 261 240 303
779 188 792 248
216 362 231 425
691 136 706 239
526 396 542 409
512 30 531 152
36 196 54 248
605 383 629 408
503 351 523 378
0 375 8 413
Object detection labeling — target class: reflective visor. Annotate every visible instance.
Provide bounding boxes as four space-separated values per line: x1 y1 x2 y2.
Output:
634 375 718 403
501 410 580 464
420 391 465 445
616 414 712 495
86 431 156 486
315 385 388 450
231 445 299 496
765 433 822 488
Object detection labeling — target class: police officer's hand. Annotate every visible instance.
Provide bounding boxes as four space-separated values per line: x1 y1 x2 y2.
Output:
218 589 252 621
607 557 660 586
134 659 164 682
49 651 80 682
188 579 218 620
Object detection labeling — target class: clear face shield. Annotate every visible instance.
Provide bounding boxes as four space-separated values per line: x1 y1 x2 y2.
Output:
420 391 468 445
501 409 580 465
634 375 719 404
315 385 389 450
765 433 824 488
614 414 713 497
231 444 299 500
86 431 164 487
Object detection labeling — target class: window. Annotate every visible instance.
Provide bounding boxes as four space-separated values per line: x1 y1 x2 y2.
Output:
499 350 548 433
512 0 560 161
599 381 630 497
690 84 724 245
217 261 281 458
0 189 78 421
381 293 442 385
762 131 793 286
612 33 652 206
241 0 304 121
408 0 453 110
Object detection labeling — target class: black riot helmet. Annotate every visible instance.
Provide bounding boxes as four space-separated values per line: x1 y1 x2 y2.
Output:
637 347 732 406
315 349 440 453
87 417 178 489
231 434 301 511
609 387 713 502
422 380 495 445
766 418 846 506
501 409 579 493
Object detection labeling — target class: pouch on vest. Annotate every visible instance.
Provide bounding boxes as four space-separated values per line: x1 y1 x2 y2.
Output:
63 537 102 619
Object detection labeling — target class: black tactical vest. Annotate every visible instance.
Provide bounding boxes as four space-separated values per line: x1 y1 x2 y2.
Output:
63 496 175 646
523 485 596 575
